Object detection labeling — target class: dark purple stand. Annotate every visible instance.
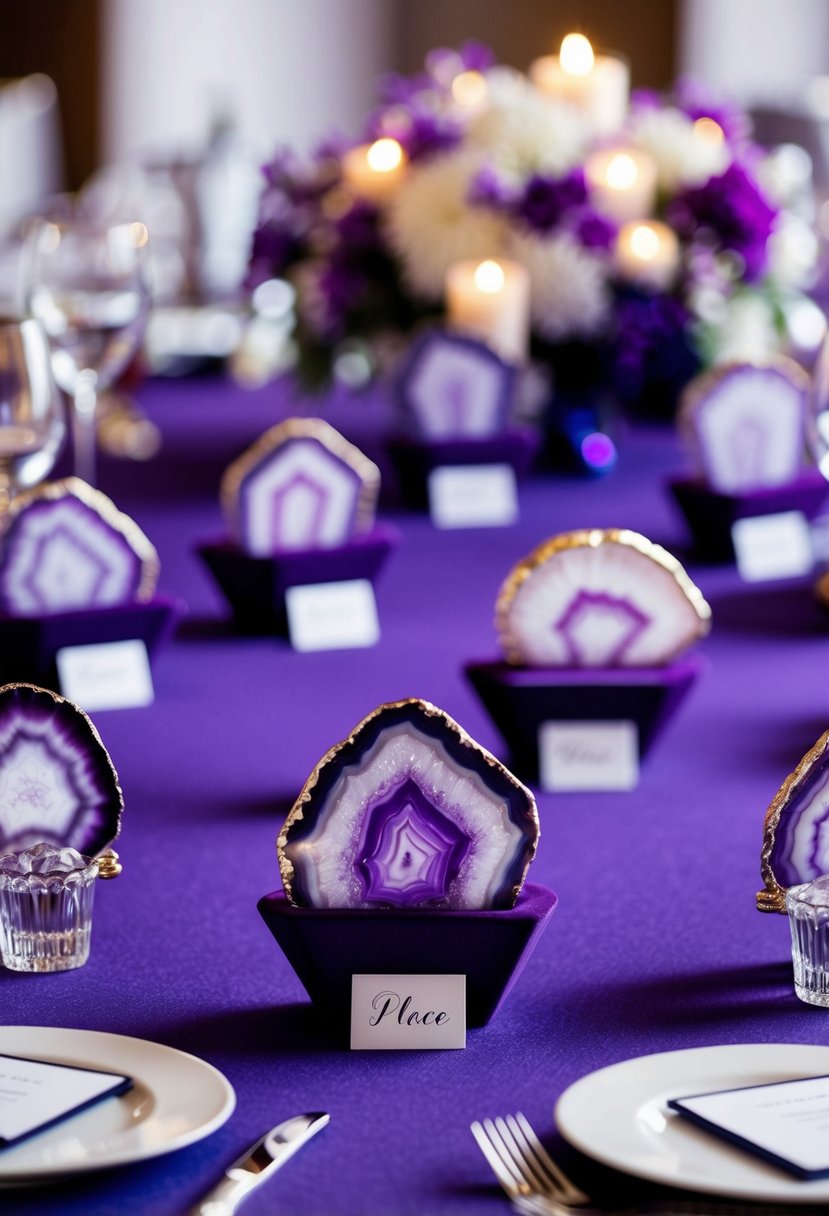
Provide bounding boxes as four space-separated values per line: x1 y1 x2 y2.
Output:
196 524 399 635
0 595 183 691
386 429 541 510
465 655 705 783
668 470 829 562
257 882 557 1030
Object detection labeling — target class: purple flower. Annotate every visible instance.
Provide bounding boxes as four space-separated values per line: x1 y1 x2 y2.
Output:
673 77 750 145
576 210 617 250
667 162 778 281
512 170 587 233
612 290 700 413
468 165 518 208
425 40 495 80
332 199 382 251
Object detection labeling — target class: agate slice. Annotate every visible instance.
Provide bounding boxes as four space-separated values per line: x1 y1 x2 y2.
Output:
396 331 515 440
497 529 711 668
678 359 809 494
0 479 158 616
221 418 380 556
758 731 829 912
278 698 539 911
0 683 122 856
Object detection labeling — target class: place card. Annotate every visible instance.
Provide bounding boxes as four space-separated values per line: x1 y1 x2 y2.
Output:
0 1053 132 1148
350 974 466 1050
285 579 380 651
669 1073 829 1179
428 464 518 529
56 639 155 712
731 511 813 583
538 720 639 791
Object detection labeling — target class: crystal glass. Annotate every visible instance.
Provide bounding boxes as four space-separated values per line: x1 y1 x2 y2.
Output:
0 316 64 512
786 875 829 1006
24 218 150 488
0 843 99 972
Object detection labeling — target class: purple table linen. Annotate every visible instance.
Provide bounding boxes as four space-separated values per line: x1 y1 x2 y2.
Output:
3 374 829 1215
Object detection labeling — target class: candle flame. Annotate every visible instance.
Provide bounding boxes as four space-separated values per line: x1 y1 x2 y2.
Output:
606 153 638 190
693 116 724 147
474 260 506 293
560 33 595 76
629 224 660 261
451 70 488 108
367 138 403 173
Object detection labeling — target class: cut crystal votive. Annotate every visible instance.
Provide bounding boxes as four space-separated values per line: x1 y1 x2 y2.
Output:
0 843 99 972
786 875 829 1007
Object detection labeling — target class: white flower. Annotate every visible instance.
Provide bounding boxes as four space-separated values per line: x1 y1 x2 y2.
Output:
510 230 612 341
629 106 730 192
767 212 818 287
707 291 781 364
385 149 506 301
468 67 589 180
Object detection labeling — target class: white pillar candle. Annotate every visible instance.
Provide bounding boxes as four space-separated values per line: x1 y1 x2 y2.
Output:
341 137 406 204
445 257 530 364
615 220 680 291
585 147 658 223
530 34 629 137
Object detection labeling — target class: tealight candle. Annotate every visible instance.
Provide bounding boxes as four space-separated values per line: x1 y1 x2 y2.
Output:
445 257 530 364
341 137 406 204
585 147 658 223
529 34 629 137
615 220 680 292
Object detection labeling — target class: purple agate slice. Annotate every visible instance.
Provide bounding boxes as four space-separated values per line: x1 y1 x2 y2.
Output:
222 419 380 557
0 683 122 855
278 698 539 910
764 732 829 893
0 480 158 617
679 361 809 494
396 331 516 440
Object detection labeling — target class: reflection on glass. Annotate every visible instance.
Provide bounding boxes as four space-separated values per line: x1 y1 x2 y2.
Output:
0 317 64 512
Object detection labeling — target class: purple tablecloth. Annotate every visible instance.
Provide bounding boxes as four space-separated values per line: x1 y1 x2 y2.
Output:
4 373 828 1215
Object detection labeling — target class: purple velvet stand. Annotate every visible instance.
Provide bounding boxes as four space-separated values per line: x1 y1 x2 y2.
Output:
464 655 705 783
196 524 399 635
0 595 182 692
257 882 557 1031
667 470 829 562
386 428 541 510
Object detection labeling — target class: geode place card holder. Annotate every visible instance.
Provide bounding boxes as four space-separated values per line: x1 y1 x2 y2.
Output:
465 528 711 790
257 698 557 1031
757 730 829 914
0 682 124 972
386 330 540 520
667 359 827 563
0 478 180 691
197 418 398 640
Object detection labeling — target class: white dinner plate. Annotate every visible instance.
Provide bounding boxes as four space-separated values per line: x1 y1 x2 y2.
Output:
0 1026 235 1185
556 1044 829 1205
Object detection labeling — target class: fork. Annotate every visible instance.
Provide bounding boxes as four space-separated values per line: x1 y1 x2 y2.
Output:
470 1113 807 1216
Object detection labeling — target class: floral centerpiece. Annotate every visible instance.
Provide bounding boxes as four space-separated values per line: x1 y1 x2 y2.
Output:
246 40 819 418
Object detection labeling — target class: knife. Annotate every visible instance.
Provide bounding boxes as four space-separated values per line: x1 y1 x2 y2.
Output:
191 1111 330 1216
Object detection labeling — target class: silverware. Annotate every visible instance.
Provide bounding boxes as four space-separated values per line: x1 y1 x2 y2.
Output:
191 1111 329 1215
471 1113 807 1216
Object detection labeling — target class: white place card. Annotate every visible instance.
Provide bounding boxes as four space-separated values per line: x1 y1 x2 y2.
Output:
428 464 518 529
669 1073 829 1179
285 579 380 652
731 510 814 582
539 720 639 792
56 639 154 712
0 1053 132 1148
350 974 466 1050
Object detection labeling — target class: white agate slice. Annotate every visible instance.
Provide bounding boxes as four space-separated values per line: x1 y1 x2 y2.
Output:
221 418 380 556
679 359 809 493
397 331 514 439
497 529 711 667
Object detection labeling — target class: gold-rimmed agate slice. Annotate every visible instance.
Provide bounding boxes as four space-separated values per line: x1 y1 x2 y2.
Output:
758 731 829 913
496 528 710 667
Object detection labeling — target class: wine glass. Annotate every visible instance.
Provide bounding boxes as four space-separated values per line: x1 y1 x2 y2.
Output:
0 316 65 513
23 218 150 488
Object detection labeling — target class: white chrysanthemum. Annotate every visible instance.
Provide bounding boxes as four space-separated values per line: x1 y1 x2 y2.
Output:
468 67 589 180
510 230 612 341
629 106 730 192
385 150 506 301
767 212 819 287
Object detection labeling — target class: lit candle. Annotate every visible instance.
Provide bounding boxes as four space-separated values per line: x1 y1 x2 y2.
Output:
451 69 489 112
445 257 530 364
529 33 629 137
585 147 657 223
615 220 680 291
341 137 406 204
